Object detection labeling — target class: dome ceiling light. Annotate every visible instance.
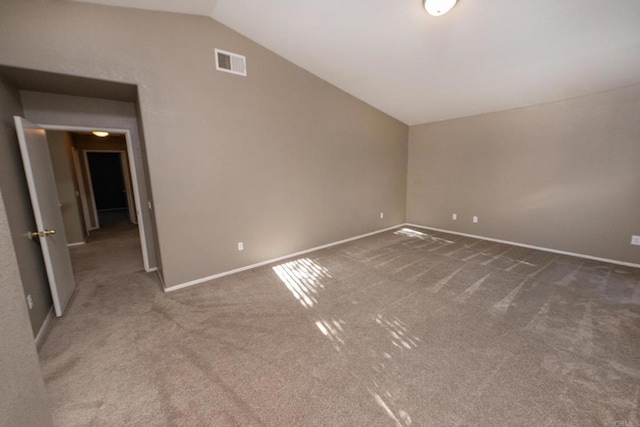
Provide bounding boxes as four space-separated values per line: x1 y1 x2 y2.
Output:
424 0 458 17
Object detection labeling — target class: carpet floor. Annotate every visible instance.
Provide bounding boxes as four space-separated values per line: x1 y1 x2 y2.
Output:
38 225 640 426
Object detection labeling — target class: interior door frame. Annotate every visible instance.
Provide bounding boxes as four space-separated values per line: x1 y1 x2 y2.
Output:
82 150 101 230
71 146 93 235
83 149 137 225
39 124 153 272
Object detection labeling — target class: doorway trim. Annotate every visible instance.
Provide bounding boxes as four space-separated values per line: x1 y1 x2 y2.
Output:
38 124 153 272
82 150 101 230
71 147 93 235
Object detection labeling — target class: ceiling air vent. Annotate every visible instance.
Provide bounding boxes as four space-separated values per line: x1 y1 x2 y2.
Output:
215 49 247 76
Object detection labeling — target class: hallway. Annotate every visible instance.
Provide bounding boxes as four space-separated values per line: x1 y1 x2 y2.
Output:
38 216 163 425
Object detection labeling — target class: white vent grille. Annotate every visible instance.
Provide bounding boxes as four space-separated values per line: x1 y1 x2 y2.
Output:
215 49 247 76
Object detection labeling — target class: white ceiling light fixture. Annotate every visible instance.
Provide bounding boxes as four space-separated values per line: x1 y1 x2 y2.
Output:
424 0 458 16
92 131 109 137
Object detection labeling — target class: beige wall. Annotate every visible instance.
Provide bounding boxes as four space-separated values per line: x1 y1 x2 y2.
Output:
0 0 408 287
0 75 53 335
408 85 640 264
47 130 86 244
0 87 53 426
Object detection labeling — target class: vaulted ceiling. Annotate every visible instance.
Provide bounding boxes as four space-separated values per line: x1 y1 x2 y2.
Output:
71 0 640 125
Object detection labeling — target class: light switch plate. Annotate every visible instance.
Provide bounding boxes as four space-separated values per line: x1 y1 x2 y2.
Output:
631 235 640 246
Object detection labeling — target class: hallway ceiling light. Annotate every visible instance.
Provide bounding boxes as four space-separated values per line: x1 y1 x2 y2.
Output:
424 0 457 16
92 131 109 137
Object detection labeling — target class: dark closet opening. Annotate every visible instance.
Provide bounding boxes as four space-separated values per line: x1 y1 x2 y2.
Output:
87 152 129 225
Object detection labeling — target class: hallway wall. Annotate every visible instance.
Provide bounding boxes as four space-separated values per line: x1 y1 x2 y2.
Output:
0 76 52 335
0 83 54 426
47 130 86 245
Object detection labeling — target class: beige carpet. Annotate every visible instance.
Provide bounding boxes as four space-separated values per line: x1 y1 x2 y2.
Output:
39 224 640 426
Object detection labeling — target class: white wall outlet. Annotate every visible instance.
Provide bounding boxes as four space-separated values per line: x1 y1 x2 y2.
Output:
237 242 244 251
26 294 34 310
452 213 457 220
631 235 640 246
380 212 384 219
473 216 478 223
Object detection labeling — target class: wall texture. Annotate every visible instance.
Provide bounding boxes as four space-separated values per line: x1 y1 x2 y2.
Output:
408 85 640 264
0 0 408 287
47 130 86 245
0 76 53 335
0 98 54 427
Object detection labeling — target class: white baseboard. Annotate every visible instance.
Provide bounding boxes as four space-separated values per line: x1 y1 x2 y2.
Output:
35 306 54 349
67 241 86 247
405 223 640 269
163 222 638 293
145 267 157 273
164 224 404 293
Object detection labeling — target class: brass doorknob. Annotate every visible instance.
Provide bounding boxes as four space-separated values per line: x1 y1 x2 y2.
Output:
29 229 56 239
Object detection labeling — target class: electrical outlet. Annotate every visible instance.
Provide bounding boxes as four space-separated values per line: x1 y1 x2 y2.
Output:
452 213 457 220
380 212 384 219
237 242 244 251
631 235 640 246
26 294 34 310
473 216 478 223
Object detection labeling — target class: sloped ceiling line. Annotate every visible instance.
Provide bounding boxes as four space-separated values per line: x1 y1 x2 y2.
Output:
70 0 640 125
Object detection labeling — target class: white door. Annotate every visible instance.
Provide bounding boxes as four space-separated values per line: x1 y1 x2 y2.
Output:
14 116 76 317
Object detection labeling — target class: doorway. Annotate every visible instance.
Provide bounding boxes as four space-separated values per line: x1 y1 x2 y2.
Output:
42 125 153 273
0 67 159 344
21 124 154 320
79 145 137 231
86 151 130 226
